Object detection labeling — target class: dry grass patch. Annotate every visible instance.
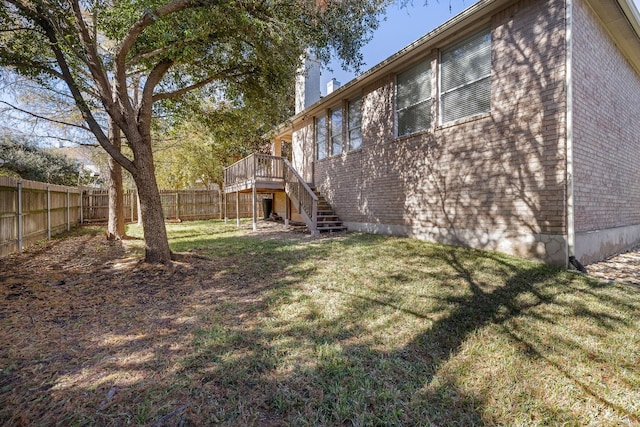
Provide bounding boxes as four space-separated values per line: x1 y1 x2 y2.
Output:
1 220 638 426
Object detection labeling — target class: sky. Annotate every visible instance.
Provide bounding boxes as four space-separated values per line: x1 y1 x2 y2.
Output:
320 0 640 95
3 0 640 142
320 0 480 94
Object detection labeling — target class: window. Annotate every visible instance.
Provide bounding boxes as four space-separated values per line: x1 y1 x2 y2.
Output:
396 58 432 137
440 30 491 123
330 107 343 155
315 115 327 160
347 97 362 150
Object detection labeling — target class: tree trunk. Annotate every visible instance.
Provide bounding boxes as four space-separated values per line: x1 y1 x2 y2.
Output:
133 140 172 264
107 118 125 240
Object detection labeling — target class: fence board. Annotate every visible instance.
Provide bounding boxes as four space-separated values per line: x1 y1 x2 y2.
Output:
224 192 266 219
82 189 224 223
0 177 81 257
1 178 268 257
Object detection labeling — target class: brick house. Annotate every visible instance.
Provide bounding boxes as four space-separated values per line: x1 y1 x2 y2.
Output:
223 0 640 266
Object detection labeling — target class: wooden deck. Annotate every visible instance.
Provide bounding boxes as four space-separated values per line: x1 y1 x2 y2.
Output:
224 153 320 234
223 154 286 193
223 153 348 234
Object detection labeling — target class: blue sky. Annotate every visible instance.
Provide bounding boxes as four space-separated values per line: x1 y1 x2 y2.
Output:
321 0 640 94
320 0 480 94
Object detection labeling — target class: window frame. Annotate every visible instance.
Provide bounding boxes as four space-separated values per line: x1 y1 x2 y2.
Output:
315 114 327 161
395 57 433 138
330 106 343 156
439 29 492 125
347 97 362 151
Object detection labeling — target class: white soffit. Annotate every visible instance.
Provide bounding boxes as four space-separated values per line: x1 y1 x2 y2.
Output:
587 0 640 74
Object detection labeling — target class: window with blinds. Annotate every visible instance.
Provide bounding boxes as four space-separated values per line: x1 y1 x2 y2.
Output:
440 30 491 123
347 97 362 150
330 107 343 156
396 58 432 137
315 115 327 160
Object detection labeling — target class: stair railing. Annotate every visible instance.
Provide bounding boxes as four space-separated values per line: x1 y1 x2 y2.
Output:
283 159 318 235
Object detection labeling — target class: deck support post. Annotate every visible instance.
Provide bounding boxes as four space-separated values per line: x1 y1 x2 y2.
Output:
223 192 227 223
284 193 290 226
236 191 240 228
252 185 257 232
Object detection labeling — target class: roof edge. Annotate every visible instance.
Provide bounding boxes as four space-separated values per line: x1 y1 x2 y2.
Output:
274 0 513 135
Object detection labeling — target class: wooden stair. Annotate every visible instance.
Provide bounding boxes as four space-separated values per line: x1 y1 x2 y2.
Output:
311 188 348 233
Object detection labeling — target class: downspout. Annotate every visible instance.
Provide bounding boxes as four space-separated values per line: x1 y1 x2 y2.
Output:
565 0 586 273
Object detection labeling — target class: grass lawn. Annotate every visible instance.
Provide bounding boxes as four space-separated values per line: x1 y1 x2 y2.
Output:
1 219 639 426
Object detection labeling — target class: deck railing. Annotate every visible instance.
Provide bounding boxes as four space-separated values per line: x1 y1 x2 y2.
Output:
223 153 319 234
224 153 285 188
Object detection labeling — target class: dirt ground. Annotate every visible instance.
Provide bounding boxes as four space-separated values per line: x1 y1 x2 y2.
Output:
0 223 325 425
0 224 636 425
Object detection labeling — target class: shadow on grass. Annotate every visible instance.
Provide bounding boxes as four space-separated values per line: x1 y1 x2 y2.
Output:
174 232 638 425
1 226 639 425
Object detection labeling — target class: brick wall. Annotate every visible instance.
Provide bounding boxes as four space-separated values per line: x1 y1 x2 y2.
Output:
311 0 569 263
571 0 640 262
572 0 640 232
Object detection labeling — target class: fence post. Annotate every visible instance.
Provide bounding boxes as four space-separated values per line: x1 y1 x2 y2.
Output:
223 192 228 223
17 181 23 253
219 190 223 221
176 192 180 221
66 189 71 231
47 186 51 240
252 186 257 231
79 188 83 224
236 191 240 227
130 190 135 223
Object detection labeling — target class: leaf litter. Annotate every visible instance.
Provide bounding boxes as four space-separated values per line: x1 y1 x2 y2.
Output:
0 226 304 426
0 223 637 426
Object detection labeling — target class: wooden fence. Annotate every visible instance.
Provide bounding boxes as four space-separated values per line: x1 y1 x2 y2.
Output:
0 176 82 257
224 192 267 220
82 189 140 223
81 190 263 223
1 178 268 258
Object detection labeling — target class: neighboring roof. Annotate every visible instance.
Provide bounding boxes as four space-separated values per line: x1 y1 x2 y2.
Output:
51 145 100 173
273 0 640 138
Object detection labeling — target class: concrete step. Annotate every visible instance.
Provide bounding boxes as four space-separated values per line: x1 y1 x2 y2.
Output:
317 225 348 232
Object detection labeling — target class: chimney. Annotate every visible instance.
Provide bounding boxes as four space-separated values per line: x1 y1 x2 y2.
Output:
295 51 321 114
327 78 341 95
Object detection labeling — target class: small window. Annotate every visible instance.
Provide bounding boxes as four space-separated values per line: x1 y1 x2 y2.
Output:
396 58 432 137
330 107 343 155
347 97 362 150
440 30 491 123
315 115 327 160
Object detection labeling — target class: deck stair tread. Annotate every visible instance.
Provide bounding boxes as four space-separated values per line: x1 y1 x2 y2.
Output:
307 187 347 233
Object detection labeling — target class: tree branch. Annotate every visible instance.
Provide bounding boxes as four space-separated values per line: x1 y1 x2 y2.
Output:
15 132 99 147
126 46 173 68
35 10 137 175
114 0 196 112
139 59 173 139
152 67 257 102
125 30 220 68
0 100 91 131
0 56 64 79
69 0 113 111
0 26 38 33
